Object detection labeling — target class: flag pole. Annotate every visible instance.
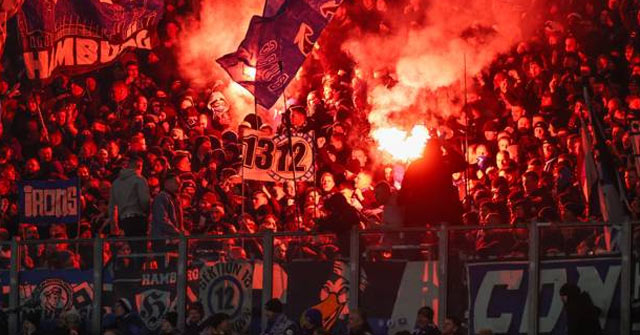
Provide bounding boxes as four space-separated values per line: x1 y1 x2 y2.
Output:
281 90 302 231
463 53 470 201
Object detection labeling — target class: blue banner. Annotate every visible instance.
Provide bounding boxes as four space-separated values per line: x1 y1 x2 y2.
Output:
467 257 627 335
217 0 343 109
16 0 163 81
18 178 80 225
19 270 95 322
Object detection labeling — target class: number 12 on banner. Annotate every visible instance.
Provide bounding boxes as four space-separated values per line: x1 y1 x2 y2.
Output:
241 130 315 182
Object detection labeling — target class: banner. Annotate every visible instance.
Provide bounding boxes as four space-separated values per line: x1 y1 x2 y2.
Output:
15 0 163 80
241 129 315 182
200 262 254 333
111 258 284 334
467 257 632 334
18 178 80 225
17 270 96 322
217 0 344 109
284 261 439 335
112 263 201 332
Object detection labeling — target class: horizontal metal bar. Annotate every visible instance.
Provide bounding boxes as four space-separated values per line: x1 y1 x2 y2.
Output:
13 221 638 246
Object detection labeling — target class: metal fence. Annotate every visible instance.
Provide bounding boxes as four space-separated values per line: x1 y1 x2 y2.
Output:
1 221 636 335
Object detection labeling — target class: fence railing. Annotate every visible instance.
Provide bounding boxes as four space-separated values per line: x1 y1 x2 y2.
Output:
1 221 636 335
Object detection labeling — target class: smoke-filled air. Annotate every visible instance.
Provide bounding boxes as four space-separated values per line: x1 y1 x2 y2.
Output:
343 0 541 161
176 0 267 124
176 0 542 160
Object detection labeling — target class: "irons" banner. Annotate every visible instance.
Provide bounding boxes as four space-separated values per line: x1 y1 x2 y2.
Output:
18 178 80 225
15 0 163 81
241 129 315 182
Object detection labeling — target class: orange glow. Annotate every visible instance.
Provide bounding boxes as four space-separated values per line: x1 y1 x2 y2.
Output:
243 65 257 79
372 125 430 162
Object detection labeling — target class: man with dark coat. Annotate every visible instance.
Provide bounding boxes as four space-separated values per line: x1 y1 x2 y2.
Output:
151 172 184 238
316 193 360 254
560 283 602 335
398 138 466 227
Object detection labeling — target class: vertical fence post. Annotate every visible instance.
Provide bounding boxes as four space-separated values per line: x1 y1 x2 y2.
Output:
620 220 632 335
261 231 274 332
437 224 448 327
92 236 104 335
348 227 360 313
527 222 539 335
8 237 19 334
177 234 188 331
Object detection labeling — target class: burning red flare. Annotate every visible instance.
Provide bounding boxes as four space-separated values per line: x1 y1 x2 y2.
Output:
372 125 430 162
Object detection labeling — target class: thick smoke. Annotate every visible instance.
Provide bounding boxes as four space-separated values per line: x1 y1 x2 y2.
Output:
176 0 267 123
343 0 540 131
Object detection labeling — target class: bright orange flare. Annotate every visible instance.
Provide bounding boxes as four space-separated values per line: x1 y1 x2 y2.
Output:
243 66 257 79
372 125 430 162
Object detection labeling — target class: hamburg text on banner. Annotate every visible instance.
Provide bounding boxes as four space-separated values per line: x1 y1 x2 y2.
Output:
16 0 163 81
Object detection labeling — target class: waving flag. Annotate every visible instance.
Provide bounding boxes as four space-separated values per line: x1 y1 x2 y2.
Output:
263 0 286 17
16 0 163 81
217 0 344 109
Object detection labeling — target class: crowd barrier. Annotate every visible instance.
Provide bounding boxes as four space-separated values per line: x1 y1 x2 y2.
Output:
0 221 636 335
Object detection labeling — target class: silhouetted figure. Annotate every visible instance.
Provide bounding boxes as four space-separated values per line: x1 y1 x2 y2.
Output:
560 283 602 335
398 139 466 227
317 193 361 254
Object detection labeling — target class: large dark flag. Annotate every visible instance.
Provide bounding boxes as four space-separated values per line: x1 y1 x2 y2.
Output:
16 0 163 81
263 0 285 17
217 0 343 109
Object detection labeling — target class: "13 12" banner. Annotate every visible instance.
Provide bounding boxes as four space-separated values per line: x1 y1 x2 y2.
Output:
241 129 315 182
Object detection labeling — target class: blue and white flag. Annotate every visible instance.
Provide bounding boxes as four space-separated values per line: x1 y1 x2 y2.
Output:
217 0 343 109
16 0 163 81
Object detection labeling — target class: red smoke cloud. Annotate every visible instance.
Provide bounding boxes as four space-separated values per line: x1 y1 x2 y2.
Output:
342 0 542 160
176 0 273 124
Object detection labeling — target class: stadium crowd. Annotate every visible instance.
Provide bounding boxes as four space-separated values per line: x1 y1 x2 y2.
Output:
0 0 638 334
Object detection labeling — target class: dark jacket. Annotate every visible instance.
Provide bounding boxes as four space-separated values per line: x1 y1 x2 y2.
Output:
317 193 360 234
151 191 182 237
116 312 148 335
398 140 465 226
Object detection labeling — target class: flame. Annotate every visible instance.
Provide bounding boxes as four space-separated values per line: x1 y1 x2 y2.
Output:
372 125 430 162
243 66 257 80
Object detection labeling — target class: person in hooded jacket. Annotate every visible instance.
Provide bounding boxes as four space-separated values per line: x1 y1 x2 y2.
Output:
107 155 150 243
